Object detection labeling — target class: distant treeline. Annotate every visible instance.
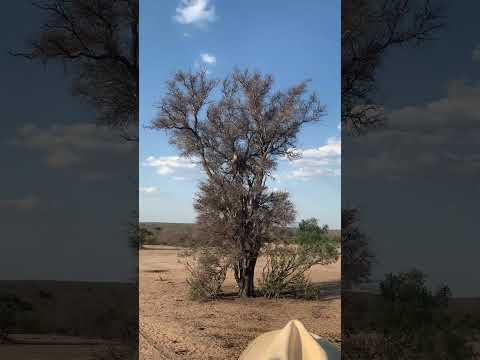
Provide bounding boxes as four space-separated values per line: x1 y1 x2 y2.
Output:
140 222 340 248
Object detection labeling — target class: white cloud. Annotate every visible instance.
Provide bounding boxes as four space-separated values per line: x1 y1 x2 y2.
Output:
143 138 341 182
200 53 216 64
473 44 480 62
289 167 340 179
10 123 134 180
346 80 480 179
143 156 199 178
300 137 341 158
174 0 216 25
12 123 132 168
282 137 341 180
140 187 159 194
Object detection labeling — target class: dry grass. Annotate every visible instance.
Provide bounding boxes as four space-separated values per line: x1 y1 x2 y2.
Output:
139 245 341 360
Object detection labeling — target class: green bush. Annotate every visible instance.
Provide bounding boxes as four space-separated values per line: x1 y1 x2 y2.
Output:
295 218 339 251
258 217 339 299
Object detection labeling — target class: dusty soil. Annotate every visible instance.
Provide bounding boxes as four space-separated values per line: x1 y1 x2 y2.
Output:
0 335 124 360
140 245 341 360
0 345 103 360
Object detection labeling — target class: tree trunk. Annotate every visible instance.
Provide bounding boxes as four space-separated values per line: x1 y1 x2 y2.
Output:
236 255 257 298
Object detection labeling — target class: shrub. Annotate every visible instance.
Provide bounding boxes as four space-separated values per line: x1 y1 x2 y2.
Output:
344 269 478 359
259 245 306 298
292 276 326 300
184 248 229 301
0 294 33 343
137 227 155 248
127 215 155 250
259 242 338 299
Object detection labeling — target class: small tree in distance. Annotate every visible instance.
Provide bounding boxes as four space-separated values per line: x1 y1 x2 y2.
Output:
295 218 339 263
296 218 330 245
152 69 325 297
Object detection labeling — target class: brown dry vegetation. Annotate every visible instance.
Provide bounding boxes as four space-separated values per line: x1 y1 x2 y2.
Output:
139 245 341 360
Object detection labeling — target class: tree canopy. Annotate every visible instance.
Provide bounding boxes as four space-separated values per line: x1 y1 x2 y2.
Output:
153 69 325 297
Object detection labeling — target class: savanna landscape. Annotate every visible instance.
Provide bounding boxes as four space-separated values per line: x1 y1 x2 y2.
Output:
139 223 341 360
3 0 480 358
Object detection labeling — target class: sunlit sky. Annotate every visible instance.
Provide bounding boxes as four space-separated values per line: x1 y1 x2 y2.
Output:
140 0 340 227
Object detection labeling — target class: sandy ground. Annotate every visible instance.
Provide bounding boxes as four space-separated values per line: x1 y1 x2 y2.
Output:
0 335 123 360
0 344 113 360
140 246 341 360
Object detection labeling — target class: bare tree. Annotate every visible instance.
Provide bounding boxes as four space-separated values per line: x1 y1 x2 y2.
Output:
11 0 139 141
152 69 325 297
342 0 444 133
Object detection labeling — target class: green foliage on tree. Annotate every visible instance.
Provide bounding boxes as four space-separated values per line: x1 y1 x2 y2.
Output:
295 218 338 256
298 218 328 235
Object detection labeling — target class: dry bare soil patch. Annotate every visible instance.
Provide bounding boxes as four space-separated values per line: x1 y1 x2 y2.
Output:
140 245 341 360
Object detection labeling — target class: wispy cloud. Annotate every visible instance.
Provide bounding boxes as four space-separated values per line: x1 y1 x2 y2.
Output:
11 123 132 168
346 80 480 179
200 53 216 64
10 123 134 181
174 0 216 26
140 186 159 194
282 137 341 180
143 155 199 179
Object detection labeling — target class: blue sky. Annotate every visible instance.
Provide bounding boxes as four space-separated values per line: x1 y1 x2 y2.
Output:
140 0 340 228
